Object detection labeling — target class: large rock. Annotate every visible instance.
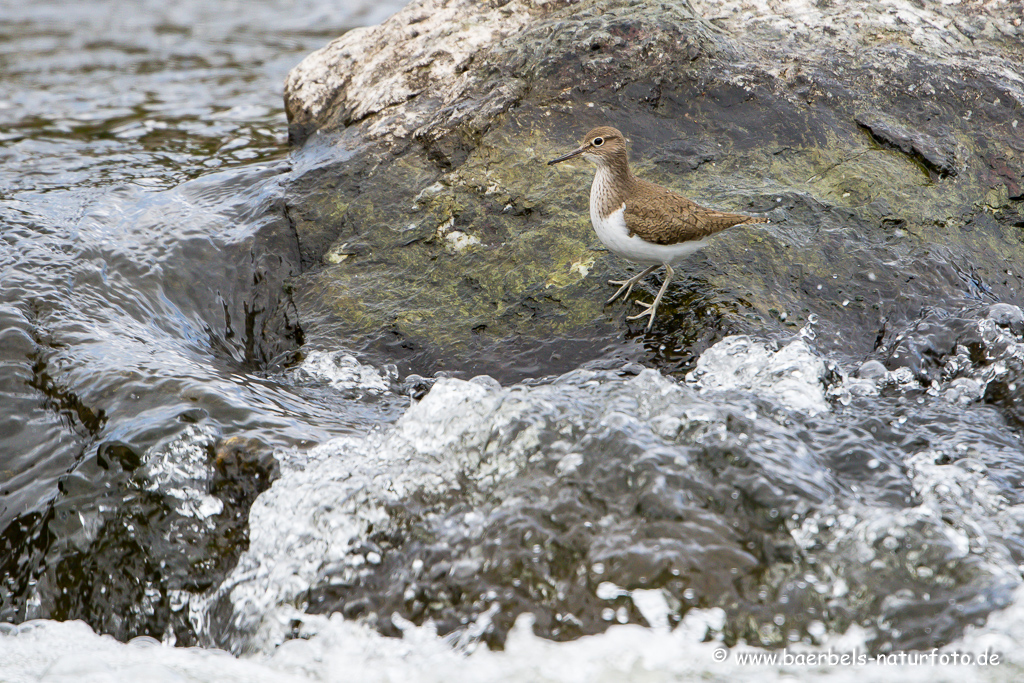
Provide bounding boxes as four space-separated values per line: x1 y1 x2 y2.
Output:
280 0 1024 381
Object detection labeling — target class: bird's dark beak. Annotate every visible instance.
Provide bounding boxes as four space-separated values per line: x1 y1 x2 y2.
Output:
547 143 588 165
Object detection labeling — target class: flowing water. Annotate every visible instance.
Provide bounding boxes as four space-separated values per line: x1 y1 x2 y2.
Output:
3 1 1024 681
0 0 410 648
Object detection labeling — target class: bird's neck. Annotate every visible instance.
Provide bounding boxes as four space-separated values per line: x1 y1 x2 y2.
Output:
590 155 634 219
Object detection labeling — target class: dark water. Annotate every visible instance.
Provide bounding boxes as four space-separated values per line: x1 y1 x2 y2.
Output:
0 0 409 640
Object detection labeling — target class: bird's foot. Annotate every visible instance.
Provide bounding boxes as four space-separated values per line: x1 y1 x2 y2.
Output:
626 299 659 333
606 278 638 305
606 265 659 305
624 263 674 333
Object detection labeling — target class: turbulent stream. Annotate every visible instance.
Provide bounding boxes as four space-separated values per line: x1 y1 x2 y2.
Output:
2 1 1024 681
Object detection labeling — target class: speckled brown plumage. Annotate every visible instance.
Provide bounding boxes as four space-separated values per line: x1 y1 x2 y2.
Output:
623 178 765 244
553 125 766 245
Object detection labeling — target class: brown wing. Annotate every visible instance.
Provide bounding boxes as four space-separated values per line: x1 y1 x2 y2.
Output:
623 180 766 246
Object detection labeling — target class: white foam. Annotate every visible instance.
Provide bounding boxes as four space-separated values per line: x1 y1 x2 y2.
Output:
295 350 392 393
141 425 224 521
936 315 1024 401
825 308 1024 407
200 375 509 650
687 336 829 415
4 604 1024 682
0 619 304 683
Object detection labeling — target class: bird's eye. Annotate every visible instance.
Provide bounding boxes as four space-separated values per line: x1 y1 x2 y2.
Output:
592 137 604 146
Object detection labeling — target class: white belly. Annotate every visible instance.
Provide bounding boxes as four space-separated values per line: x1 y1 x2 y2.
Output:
590 203 710 265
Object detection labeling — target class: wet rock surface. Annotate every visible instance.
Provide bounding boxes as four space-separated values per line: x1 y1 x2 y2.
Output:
280 0 1024 382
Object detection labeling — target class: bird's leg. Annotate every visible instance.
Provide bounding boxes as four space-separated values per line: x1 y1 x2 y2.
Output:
627 263 674 332
606 264 659 305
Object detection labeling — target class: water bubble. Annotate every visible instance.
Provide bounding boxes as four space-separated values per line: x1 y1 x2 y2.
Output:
808 620 827 638
596 582 624 600
555 453 584 476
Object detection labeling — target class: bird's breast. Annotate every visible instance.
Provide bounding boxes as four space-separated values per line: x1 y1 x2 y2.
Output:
590 201 711 266
590 202 630 251
588 167 710 264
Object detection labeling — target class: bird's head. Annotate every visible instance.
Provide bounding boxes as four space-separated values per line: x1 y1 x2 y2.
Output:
548 126 627 167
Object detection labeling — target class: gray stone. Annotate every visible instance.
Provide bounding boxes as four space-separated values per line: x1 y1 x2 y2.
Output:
854 112 957 178
276 0 1024 381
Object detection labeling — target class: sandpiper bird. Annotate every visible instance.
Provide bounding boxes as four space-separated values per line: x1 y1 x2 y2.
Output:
548 126 767 332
